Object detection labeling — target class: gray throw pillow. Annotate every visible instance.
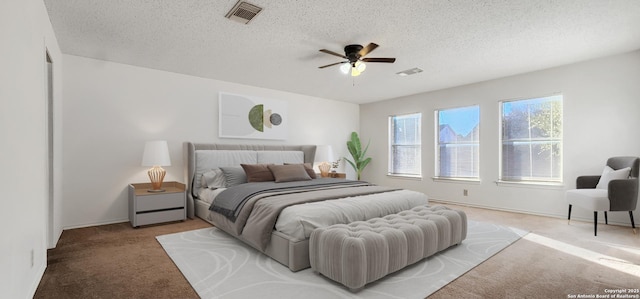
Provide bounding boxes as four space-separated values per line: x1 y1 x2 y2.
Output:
220 166 248 187
201 168 226 189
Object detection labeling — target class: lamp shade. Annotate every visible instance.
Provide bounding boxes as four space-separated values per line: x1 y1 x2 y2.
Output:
314 145 334 163
141 140 171 167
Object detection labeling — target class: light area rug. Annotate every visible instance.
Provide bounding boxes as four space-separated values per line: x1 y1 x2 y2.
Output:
157 220 526 299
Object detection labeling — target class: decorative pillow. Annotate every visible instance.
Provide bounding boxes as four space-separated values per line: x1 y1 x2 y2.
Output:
268 164 312 183
241 164 275 182
285 163 317 179
596 166 631 189
200 174 207 188
220 166 248 187
201 168 226 189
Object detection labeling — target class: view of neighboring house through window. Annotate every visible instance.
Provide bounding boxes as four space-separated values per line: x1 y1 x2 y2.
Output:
500 94 563 183
435 105 480 179
389 113 421 177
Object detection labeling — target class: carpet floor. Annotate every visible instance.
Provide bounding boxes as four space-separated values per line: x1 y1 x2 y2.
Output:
156 220 525 299
34 219 211 299
35 203 640 298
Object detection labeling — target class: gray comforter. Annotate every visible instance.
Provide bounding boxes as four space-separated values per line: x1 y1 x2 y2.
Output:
210 178 400 250
211 178 371 221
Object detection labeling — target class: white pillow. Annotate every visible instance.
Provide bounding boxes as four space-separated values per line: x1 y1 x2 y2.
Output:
596 166 631 189
201 168 226 189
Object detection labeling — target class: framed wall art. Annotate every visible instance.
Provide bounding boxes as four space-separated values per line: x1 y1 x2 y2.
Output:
218 92 288 140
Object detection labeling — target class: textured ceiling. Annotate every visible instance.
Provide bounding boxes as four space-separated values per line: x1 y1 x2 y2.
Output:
43 0 640 104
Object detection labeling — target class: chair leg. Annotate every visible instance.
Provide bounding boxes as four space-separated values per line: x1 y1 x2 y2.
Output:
604 211 608 225
568 205 572 224
630 211 637 234
594 211 598 236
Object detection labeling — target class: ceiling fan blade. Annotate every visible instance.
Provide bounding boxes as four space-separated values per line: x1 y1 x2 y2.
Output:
358 43 379 57
319 49 347 59
361 57 396 63
318 61 347 69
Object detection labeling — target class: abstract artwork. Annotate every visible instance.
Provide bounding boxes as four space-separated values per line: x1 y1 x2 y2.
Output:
219 92 287 140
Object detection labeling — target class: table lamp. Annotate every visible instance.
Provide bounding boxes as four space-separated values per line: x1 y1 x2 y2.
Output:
315 145 334 178
141 140 171 192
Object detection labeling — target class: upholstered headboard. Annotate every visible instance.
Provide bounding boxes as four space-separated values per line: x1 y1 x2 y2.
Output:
183 142 317 219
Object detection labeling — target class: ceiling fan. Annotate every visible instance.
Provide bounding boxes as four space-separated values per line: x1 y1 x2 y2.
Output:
318 43 396 77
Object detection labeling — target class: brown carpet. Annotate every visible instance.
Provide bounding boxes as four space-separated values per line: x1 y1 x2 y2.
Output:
428 203 640 299
35 219 211 299
35 205 640 298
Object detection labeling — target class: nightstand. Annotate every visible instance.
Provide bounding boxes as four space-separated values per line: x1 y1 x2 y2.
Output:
128 181 186 228
328 172 346 178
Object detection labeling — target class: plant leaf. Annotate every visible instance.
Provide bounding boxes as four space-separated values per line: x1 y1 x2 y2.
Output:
347 142 360 161
361 139 370 158
360 157 372 170
344 157 356 171
351 132 361 153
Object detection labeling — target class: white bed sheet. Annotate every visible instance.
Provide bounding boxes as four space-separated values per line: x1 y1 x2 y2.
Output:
200 187 428 242
276 189 428 241
198 188 226 204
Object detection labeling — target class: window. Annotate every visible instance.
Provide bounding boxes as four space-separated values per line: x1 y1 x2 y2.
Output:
500 94 562 183
436 105 480 179
389 113 421 177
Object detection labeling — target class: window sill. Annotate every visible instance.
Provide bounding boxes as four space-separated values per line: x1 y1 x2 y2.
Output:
432 177 481 184
495 180 564 189
387 174 423 181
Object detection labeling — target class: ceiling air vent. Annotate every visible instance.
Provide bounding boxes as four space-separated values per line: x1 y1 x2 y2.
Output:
225 1 263 24
396 68 424 77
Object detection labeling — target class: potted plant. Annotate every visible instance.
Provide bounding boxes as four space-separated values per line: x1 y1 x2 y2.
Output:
345 132 371 180
331 158 341 172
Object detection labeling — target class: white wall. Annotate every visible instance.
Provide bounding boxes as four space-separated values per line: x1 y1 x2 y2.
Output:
62 55 359 228
0 0 63 297
360 50 640 225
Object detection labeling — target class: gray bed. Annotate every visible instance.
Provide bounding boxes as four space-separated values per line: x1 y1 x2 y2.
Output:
183 142 429 271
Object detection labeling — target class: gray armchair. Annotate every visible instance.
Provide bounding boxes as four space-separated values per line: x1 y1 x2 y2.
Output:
565 156 639 236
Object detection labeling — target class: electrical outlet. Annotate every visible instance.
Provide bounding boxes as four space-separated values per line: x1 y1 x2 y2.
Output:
30 249 34 268
463 189 468 196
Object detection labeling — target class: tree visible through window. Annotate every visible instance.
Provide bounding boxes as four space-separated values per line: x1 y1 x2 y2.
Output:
436 105 479 179
500 95 562 182
389 113 421 176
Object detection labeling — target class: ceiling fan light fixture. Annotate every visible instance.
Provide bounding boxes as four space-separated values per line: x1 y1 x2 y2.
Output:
318 42 395 77
340 63 350 74
340 61 366 76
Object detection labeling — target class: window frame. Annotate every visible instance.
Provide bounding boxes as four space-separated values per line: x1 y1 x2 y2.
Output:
388 112 422 178
434 105 480 182
498 94 563 185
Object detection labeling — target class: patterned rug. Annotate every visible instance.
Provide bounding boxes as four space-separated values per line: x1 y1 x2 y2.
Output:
157 220 526 299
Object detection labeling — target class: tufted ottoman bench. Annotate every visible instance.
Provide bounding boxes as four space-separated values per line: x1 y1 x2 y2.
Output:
309 205 467 290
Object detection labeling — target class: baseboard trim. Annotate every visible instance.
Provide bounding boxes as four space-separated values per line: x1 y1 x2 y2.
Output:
429 198 634 227
63 218 129 230
29 262 46 298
